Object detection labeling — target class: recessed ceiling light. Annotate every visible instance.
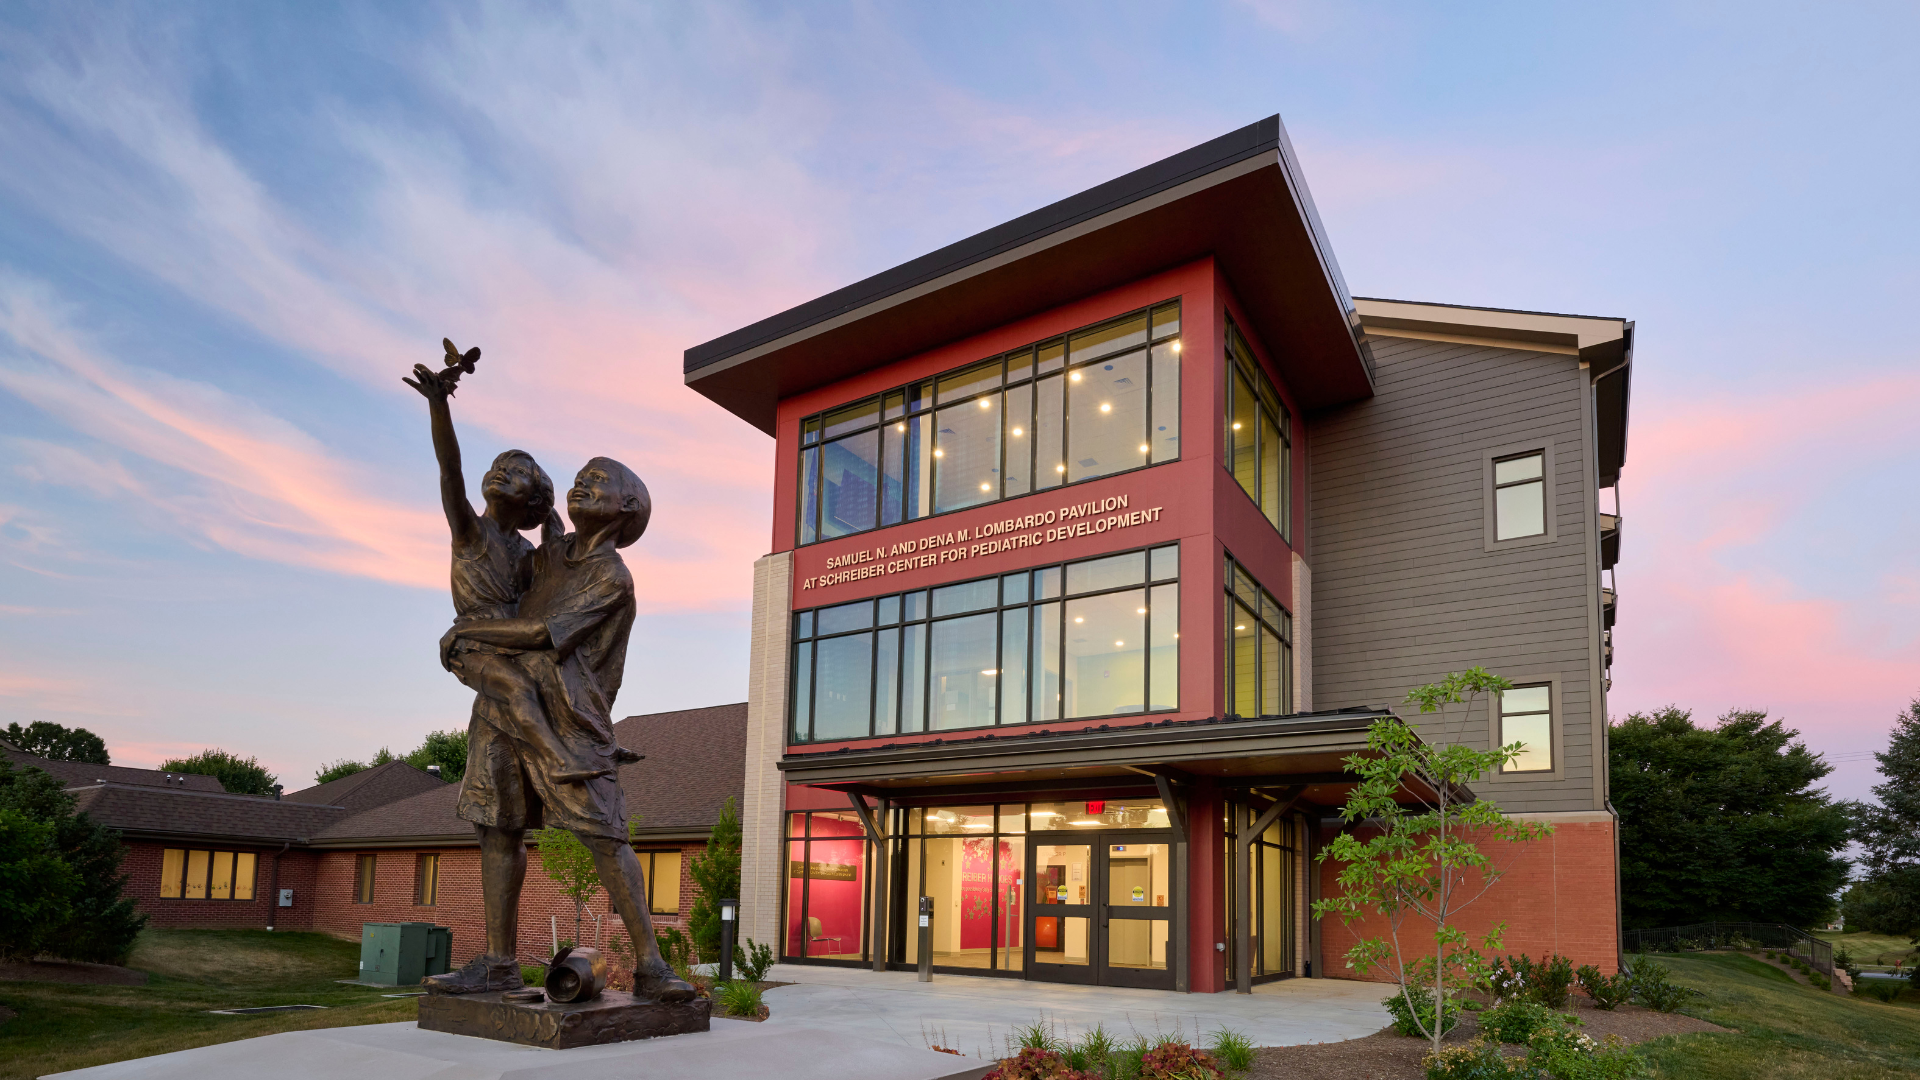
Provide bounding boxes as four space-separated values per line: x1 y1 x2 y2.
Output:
1171 342 1181 353
934 449 943 457
980 482 991 491
1138 444 1149 453
1012 427 1024 436
1100 403 1111 413
1070 372 1082 382
979 399 992 409
1114 640 1125 647
1136 608 1147 614
1232 422 1242 430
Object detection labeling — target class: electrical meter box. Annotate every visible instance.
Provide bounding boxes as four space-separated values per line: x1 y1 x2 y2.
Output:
358 922 453 985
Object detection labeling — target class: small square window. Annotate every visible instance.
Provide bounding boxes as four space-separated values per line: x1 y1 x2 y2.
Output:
1499 685 1553 772
1492 451 1548 541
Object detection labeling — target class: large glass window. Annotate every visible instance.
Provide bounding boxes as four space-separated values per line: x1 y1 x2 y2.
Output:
414 853 439 906
159 848 257 901
784 811 869 962
1224 320 1291 539
1493 450 1548 540
789 545 1180 742
897 804 1027 972
1499 684 1553 772
1223 555 1292 717
640 850 683 915
796 301 1182 544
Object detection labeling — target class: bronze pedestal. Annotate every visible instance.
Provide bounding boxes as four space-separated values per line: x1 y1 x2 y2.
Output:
418 990 711 1049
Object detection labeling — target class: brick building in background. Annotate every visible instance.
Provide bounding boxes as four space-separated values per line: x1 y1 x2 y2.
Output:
683 114 1631 993
3 703 748 968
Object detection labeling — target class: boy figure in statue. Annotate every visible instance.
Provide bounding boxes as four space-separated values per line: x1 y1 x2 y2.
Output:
424 454 694 1004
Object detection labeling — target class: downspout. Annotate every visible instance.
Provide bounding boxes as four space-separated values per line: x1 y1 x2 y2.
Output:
267 841 290 931
1590 336 1631 973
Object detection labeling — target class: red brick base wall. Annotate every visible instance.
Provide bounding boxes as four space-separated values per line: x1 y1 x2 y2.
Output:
307 841 712 969
122 841 322 931
1317 819 1620 980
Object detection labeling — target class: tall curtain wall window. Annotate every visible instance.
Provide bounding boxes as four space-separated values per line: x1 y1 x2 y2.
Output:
796 301 1183 545
1223 555 1292 718
785 811 870 962
1498 684 1553 772
159 848 258 901
1222 807 1298 982
790 545 1180 743
1223 320 1292 539
900 804 1028 972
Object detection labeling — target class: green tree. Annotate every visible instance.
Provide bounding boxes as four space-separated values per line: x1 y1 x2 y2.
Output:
403 729 467 783
534 826 602 949
687 796 742 964
159 748 278 796
0 760 146 963
314 759 368 785
4 721 110 765
1611 706 1851 929
0 807 79 960
1313 668 1550 1058
1845 696 1920 937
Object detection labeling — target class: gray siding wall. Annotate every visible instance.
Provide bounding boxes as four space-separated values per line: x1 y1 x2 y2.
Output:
1307 335 1603 814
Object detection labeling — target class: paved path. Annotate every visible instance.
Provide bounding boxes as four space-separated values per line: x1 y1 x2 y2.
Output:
758 964 1390 1058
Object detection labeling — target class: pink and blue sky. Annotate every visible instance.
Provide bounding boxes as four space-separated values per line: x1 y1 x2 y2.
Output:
0 3 1913 797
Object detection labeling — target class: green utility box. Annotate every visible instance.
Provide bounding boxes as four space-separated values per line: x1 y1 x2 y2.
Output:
358 922 453 986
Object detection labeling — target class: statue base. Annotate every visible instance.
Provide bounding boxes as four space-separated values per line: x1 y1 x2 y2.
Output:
418 989 710 1048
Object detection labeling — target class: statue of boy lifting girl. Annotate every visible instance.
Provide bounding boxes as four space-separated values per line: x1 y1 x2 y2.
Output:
403 342 694 1003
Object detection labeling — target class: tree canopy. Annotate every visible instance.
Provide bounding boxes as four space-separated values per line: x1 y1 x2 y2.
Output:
1612 706 1851 929
1842 696 1920 937
313 730 466 785
687 796 741 964
0 760 146 962
159 748 277 796
4 721 110 765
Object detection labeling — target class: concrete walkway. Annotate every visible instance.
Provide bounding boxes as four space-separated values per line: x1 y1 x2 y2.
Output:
759 964 1390 1059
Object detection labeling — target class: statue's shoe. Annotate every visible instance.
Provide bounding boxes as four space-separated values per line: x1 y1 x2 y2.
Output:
632 960 696 1003
424 954 524 995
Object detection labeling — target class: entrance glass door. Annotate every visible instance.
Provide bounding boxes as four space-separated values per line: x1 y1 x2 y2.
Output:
1024 833 1176 989
1027 841 1095 983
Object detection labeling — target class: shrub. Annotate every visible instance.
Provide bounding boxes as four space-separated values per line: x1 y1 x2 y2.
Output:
982 1047 1098 1080
715 979 762 1017
1385 989 1464 1038
655 926 694 980
1858 978 1904 1003
735 937 775 983
0 761 146 964
1423 1037 1525 1080
1576 964 1633 1010
1627 959 1692 1012
1139 1042 1224 1080
520 964 545 986
1528 1029 1648 1080
1206 1027 1255 1073
1478 1000 1571 1044
1484 956 1526 1004
1834 946 1859 978
1503 954 1574 1008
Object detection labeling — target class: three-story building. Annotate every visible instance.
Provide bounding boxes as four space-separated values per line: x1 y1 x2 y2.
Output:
687 115 1630 994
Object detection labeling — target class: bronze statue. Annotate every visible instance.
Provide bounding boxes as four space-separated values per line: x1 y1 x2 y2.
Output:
404 347 693 1004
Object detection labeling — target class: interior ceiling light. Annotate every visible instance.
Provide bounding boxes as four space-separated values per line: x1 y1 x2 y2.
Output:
1136 607 1147 614
1171 342 1181 353
895 423 906 432
1232 422 1242 430
979 399 992 409
1074 616 1084 623
1235 624 1246 631
1012 427 1024 436
1138 444 1150 453
1055 463 1067 472
1114 640 1125 647
1100 403 1112 412
980 669 998 676
980 482 991 491
1030 810 1059 818
1069 819 1102 826
933 449 944 457
1070 372 1082 382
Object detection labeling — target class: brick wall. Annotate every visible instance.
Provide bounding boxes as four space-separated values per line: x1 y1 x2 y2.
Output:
1316 818 1620 979
308 840 710 969
122 840 322 930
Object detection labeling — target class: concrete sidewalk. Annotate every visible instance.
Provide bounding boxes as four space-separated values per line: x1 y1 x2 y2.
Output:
758 964 1390 1058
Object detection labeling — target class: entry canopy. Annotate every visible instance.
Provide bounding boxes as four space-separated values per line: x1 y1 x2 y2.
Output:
777 708 1469 811
686 115 1376 435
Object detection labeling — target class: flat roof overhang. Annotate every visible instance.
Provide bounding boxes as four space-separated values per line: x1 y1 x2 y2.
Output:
686 115 1375 435
777 708 1463 807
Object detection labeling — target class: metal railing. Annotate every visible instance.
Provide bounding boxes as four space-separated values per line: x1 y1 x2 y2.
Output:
1623 921 1833 977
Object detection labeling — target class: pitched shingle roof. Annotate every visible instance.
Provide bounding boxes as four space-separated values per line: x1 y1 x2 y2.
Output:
284 760 446 812
3 746 225 793
69 784 350 844
311 702 748 845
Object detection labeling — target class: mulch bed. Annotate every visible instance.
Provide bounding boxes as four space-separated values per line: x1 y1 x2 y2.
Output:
0 959 148 986
1248 993 1726 1080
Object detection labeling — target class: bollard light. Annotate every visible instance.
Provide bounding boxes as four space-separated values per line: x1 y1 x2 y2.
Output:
718 898 739 983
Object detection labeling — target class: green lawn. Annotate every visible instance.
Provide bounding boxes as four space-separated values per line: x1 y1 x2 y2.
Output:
0 929 417 1079
1815 929 1920 974
1638 953 1920 1079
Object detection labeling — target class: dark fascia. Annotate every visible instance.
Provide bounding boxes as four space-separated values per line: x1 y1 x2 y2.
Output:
683 114 1372 432
1593 324 1633 489
777 707 1393 780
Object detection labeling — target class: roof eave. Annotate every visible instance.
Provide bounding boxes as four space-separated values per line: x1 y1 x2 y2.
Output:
685 115 1373 434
